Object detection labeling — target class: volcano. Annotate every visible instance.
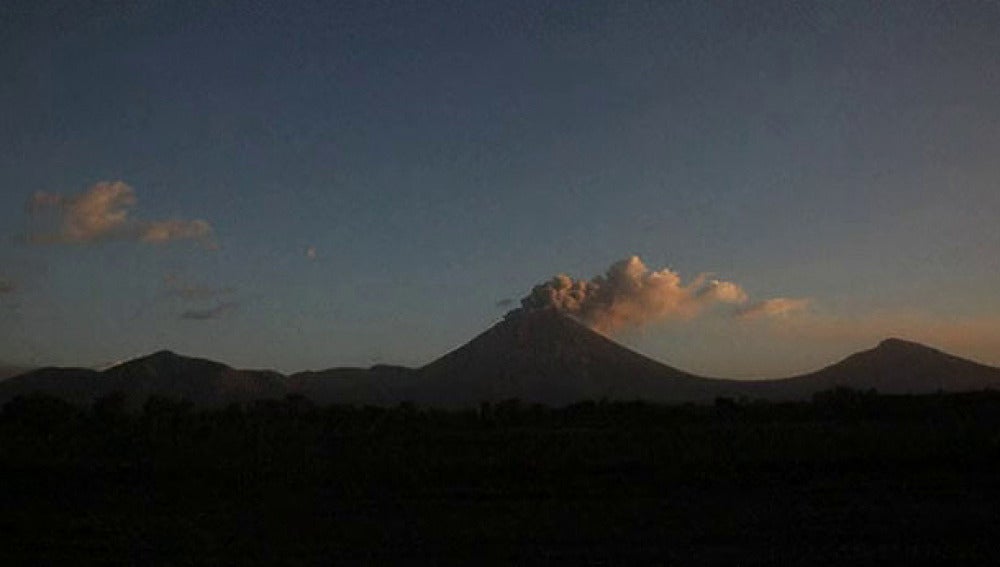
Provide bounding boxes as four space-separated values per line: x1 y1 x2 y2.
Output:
410 308 734 406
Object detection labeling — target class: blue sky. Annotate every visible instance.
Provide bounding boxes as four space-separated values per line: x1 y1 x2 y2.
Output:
2 1 999 376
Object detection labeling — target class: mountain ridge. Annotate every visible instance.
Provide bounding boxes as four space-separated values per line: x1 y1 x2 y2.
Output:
0 350 286 409
2 315 999 408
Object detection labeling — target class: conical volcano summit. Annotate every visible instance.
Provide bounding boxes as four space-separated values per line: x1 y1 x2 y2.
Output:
411 308 731 406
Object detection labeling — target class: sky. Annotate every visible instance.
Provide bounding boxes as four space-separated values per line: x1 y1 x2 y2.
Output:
1 0 999 377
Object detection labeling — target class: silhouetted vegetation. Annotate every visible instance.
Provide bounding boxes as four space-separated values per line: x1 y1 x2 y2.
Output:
3 388 1000 563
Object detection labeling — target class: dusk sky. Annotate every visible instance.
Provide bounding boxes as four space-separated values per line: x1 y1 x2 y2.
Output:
2 1 999 377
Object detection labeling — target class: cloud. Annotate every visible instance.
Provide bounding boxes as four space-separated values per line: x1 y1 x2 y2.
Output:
737 297 811 320
140 219 214 245
516 255 749 334
163 275 235 301
26 181 216 248
698 279 749 304
305 246 317 261
180 301 238 321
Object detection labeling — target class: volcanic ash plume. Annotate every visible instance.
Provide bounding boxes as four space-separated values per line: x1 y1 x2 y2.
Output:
517 256 748 334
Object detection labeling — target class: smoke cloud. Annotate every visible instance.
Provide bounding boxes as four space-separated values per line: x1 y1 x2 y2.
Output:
27 181 215 248
517 256 749 334
737 297 811 320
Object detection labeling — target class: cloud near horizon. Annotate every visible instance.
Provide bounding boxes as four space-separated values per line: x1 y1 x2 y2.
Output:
27 181 216 248
180 301 238 321
737 297 812 320
518 256 753 334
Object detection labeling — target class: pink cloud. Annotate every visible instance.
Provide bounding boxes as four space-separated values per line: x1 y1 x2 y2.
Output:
27 181 216 248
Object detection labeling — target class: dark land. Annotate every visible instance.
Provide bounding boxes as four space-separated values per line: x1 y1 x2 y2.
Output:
4 312 1000 563
5 310 1000 409
3 389 1000 564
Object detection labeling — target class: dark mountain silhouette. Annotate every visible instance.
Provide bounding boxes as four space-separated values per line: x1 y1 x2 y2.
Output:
741 338 1000 399
409 313 1000 405
101 350 286 407
410 308 735 406
0 351 285 409
3 321 1000 409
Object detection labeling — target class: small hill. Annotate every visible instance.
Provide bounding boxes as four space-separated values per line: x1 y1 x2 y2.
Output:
0 351 286 409
741 338 1000 399
102 350 286 407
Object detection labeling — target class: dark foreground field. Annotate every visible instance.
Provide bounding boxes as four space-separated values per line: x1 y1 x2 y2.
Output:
3 390 1000 564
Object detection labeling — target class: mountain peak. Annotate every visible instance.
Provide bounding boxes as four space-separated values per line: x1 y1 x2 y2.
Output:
502 305 569 322
786 336 1000 395
415 305 716 406
147 349 182 360
874 337 938 353
106 350 230 376
96 350 284 407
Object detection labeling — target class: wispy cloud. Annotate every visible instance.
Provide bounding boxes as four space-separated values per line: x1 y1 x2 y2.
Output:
737 297 811 320
180 301 238 321
26 181 216 248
